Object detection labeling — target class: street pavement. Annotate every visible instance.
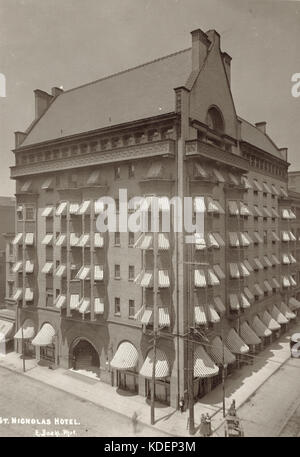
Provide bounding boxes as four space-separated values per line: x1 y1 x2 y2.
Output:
215 356 300 437
0 366 169 437
1 320 300 437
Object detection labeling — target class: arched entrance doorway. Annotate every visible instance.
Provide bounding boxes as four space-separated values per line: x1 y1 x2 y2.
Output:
71 339 100 379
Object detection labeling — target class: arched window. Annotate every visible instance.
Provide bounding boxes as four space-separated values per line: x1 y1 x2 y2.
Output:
207 107 224 133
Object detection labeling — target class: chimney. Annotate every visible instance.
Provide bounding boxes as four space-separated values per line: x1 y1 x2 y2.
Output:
222 52 232 85
14 131 26 148
51 86 64 98
34 89 53 119
206 29 221 47
255 122 267 134
190 28 210 70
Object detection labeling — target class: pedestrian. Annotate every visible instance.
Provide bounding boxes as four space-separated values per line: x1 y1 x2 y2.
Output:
205 413 211 437
132 411 138 434
179 397 184 413
186 416 190 430
200 414 206 436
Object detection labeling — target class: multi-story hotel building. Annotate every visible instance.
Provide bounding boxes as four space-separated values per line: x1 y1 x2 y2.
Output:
8 27 300 409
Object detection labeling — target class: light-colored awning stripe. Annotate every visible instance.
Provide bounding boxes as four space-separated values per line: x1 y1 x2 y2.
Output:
139 348 170 379
262 311 281 331
208 336 236 366
194 346 219 378
14 319 35 340
251 316 272 337
226 328 249 354
195 305 207 325
32 323 55 346
270 305 289 324
0 320 14 342
240 322 261 345
289 297 300 310
111 342 138 370
12 233 22 245
55 294 66 309
280 302 296 320
158 308 170 327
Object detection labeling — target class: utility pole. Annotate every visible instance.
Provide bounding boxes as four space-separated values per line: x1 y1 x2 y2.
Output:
21 320 25 373
151 229 159 425
187 242 195 434
221 322 226 417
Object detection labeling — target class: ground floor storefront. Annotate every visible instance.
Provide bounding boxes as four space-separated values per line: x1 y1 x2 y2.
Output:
10 301 300 410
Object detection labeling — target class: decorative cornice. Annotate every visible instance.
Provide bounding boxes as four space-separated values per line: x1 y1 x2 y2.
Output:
11 140 175 179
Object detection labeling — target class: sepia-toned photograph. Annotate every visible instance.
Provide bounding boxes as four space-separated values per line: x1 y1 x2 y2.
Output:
0 0 300 443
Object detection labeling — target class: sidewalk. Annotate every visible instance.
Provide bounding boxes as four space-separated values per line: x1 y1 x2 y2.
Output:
0 322 298 437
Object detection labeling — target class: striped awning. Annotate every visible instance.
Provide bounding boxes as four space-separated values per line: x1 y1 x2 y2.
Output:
141 309 153 325
12 233 22 245
289 297 300 310
251 316 272 337
94 298 104 314
229 294 240 311
195 305 207 325
12 261 22 273
208 336 236 366
42 262 53 274
280 302 296 320
70 294 80 310
42 234 53 245
226 328 249 354
42 206 54 217
94 233 104 248
25 288 33 301
135 233 170 250
56 202 67 216
244 287 254 302
254 283 264 297
214 296 226 314
70 233 79 246
25 233 34 246
207 304 220 323
240 293 251 309
111 342 138 370
240 322 261 345
78 234 90 247
228 200 239 216
78 200 91 215
270 305 289 324
55 294 66 309
158 308 170 327
0 320 15 342
194 346 219 378
78 298 90 314
32 323 55 346
14 319 35 339
262 311 281 331
55 234 67 246
137 270 170 288
139 348 170 379
25 260 34 273
13 288 22 301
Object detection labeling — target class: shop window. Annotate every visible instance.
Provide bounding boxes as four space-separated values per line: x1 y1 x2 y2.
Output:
114 232 120 246
25 206 35 221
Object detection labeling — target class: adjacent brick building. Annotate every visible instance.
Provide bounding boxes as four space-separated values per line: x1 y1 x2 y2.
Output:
8 28 300 408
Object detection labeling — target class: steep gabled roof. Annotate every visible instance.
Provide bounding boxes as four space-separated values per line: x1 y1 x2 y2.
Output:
21 48 192 147
238 117 285 160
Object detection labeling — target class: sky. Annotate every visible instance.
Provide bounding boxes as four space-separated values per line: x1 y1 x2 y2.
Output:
0 0 299 196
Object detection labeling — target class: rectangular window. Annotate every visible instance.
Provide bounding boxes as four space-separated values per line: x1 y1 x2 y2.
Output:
129 299 135 318
8 281 13 298
25 206 35 221
115 264 120 279
128 163 135 178
128 231 135 246
9 242 13 256
263 230 268 244
114 297 121 315
128 265 135 281
46 289 53 307
114 166 121 179
114 232 120 246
